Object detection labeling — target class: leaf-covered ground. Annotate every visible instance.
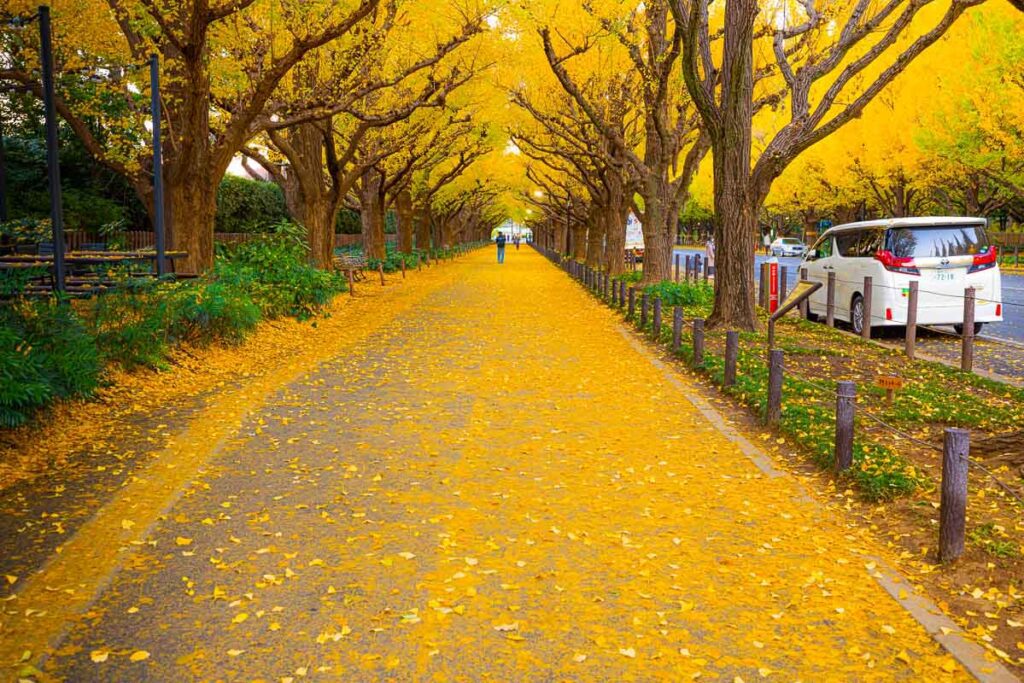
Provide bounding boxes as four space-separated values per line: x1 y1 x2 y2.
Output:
0 249 1008 680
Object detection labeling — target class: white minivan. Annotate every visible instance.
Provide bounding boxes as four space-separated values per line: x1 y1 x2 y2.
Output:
802 217 1003 335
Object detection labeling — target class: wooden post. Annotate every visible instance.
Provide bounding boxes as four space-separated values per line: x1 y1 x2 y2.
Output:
799 267 809 318
826 271 836 327
674 253 680 282
904 280 918 359
604 273 610 301
619 281 626 309
703 254 710 282
724 331 739 387
685 254 692 282
861 276 872 339
694 255 702 283
693 319 705 367
780 266 788 302
347 269 355 297
834 381 855 473
652 297 662 339
672 306 682 352
640 292 649 329
628 287 636 318
759 263 769 309
379 263 386 286
961 287 975 372
767 349 783 426
938 428 970 563
416 254 421 271
401 256 406 279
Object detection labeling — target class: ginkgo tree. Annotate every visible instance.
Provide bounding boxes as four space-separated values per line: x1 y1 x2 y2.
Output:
671 0 993 329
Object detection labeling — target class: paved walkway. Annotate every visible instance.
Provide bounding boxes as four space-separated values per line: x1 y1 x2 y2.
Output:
2 248 983 680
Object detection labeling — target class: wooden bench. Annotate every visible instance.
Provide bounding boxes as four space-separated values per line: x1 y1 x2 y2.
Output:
333 253 367 281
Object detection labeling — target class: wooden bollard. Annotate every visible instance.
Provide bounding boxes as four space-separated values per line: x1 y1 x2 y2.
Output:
799 267 809 318
724 330 739 387
347 269 355 297
416 254 421 271
652 297 662 339
379 263 386 286
640 292 649 329
674 254 680 282
961 287 975 372
685 254 692 282
826 271 836 327
604 273 610 301
619 280 626 309
628 287 636 318
939 428 970 563
861 276 872 339
692 319 705 367
703 254 710 282
401 257 406 279
694 255 702 283
834 381 856 472
759 263 769 309
767 349 783 426
905 281 918 359
672 306 682 352
780 265 788 302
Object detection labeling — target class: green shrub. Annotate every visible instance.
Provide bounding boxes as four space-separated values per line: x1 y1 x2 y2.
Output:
642 280 714 308
217 221 346 319
215 175 289 234
0 299 100 427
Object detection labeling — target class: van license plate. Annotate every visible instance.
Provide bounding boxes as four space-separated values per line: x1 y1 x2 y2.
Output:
931 271 956 282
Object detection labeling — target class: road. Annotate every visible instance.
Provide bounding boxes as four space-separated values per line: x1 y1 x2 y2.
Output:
674 247 1024 343
0 248 979 681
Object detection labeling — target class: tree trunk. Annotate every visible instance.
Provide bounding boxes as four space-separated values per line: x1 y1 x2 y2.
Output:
163 45 215 274
396 190 414 253
586 206 605 268
359 168 386 260
638 175 676 283
274 124 338 269
571 219 587 261
706 0 758 331
414 205 431 250
603 201 628 275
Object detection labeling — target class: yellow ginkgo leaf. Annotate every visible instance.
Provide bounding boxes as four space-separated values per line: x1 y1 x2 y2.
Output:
232 612 249 624
129 650 150 662
89 650 109 663
175 537 193 547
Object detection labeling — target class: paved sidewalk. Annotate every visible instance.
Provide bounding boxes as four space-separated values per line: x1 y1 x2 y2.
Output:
2 248 990 680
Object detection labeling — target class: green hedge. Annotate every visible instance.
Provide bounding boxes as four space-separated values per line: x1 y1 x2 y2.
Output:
214 176 289 234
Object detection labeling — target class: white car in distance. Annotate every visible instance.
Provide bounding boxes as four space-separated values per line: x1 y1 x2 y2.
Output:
801 217 1003 336
770 237 807 257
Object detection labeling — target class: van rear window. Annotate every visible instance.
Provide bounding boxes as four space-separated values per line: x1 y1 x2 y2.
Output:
887 225 990 259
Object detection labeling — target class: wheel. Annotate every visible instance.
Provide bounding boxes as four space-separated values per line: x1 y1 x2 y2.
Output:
850 294 867 336
954 322 983 336
805 305 819 323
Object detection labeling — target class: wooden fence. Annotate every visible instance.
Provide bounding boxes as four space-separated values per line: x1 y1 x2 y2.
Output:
63 231 391 251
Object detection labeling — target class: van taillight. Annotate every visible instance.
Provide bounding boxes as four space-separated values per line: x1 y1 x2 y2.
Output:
874 249 919 275
969 247 997 274
996 304 1002 317
886 308 893 321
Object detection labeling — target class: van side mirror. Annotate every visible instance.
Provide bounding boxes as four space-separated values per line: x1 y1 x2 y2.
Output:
805 249 818 260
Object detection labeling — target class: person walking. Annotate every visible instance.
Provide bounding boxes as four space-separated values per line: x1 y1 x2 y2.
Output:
514 235 521 251
705 236 715 276
496 232 507 264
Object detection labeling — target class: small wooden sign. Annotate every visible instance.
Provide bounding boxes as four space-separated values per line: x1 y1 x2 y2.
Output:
876 375 904 403
876 375 904 391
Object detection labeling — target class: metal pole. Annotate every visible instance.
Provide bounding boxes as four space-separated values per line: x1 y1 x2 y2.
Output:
40 5 66 293
0 117 7 223
150 54 167 276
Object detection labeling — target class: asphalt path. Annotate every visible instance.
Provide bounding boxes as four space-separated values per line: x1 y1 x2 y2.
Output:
673 247 1024 344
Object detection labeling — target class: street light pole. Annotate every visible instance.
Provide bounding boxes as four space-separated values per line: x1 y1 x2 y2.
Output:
39 5 66 293
150 53 167 276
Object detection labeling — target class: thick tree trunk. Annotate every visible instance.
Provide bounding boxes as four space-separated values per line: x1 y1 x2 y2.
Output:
396 190 414 253
571 220 587 261
586 206 604 269
707 0 758 331
414 205 431 250
359 169 386 260
603 201 628 275
638 176 676 283
555 218 568 254
275 124 338 269
163 47 215 274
